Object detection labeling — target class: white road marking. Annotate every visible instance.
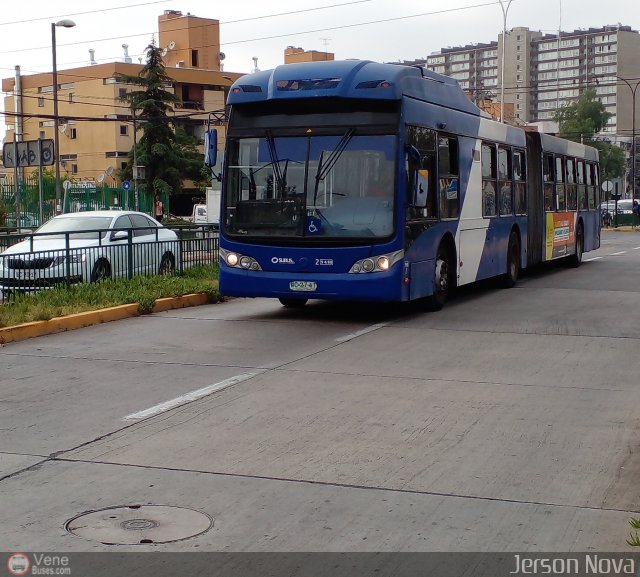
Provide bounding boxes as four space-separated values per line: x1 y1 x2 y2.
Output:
609 251 627 256
124 371 264 420
633 247 640 250
335 323 388 343
585 256 603 261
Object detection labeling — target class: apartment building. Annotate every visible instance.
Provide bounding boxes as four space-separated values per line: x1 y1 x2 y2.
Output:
419 24 640 137
2 10 242 211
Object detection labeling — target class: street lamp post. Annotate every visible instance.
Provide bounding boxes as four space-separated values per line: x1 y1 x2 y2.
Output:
52 19 76 215
498 0 513 124
615 76 640 201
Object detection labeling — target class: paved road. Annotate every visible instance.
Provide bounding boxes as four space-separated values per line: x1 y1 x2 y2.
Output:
1 231 640 552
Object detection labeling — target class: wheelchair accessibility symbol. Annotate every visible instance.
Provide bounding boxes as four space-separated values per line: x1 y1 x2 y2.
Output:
306 216 321 235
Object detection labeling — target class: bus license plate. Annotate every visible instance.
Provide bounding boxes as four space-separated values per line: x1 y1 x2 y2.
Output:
289 281 317 292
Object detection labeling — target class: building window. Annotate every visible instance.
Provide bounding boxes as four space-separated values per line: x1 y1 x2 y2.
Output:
119 88 127 98
71 164 78 174
120 124 129 136
191 49 199 67
69 93 74 103
69 127 77 139
38 97 44 107
39 131 45 140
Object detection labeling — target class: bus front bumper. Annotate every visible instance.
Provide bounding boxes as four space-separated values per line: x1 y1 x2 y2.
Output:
219 265 406 303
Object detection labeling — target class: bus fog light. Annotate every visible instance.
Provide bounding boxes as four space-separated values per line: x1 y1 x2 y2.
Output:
239 256 252 269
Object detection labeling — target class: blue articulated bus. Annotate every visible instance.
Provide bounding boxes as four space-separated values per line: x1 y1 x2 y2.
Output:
217 60 600 310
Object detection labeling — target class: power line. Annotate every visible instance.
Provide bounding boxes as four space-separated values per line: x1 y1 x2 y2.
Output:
0 1 174 26
1 0 515 70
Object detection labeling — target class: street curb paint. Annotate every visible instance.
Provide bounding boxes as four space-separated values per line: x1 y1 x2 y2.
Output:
0 293 210 345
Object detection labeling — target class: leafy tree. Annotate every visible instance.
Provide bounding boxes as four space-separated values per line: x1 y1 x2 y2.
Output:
591 140 626 181
117 41 205 205
174 126 211 192
554 89 624 179
554 89 611 140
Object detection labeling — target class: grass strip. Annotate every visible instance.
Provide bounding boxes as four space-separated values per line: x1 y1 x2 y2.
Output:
0 264 221 328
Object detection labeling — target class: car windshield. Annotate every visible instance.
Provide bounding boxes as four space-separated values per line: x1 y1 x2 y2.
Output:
35 216 113 239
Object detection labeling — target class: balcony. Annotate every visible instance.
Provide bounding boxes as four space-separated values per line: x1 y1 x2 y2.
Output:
177 100 204 111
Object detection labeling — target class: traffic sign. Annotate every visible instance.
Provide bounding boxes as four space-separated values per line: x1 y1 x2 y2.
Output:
601 180 614 193
122 180 131 191
3 139 54 167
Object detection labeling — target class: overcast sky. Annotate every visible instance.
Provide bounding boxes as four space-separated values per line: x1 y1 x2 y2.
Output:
1 0 638 137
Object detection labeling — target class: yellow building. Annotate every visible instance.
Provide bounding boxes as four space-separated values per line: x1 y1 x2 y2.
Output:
2 10 243 213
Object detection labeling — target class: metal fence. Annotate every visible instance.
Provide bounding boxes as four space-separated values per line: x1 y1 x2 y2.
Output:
0 224 218 303
0 175 163 228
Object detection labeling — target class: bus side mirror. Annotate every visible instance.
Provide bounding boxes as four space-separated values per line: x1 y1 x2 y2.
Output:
405 145 427 207
204 129 218 168
413 169 429 208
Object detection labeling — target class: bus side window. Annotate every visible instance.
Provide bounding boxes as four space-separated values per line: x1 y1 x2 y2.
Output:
543 154 554 212
513 150 527 215
566 157 577 211
482 143 497 217
555 156 566 211
498 146 512 216
577 160 588 210
586 163 596 209
438 136 459 219
406 125 437 217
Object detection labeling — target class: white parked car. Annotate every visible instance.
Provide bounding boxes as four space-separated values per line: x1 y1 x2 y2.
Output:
0 210 179 294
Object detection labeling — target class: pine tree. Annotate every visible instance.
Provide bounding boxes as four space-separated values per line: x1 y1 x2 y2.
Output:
117 41 203 210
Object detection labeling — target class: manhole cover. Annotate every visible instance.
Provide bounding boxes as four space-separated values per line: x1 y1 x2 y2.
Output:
65 505 213 545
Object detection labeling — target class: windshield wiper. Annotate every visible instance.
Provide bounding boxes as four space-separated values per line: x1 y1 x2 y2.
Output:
265 130 287 197
312 128 355 205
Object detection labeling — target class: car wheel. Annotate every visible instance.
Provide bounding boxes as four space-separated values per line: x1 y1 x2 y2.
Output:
279 298 308 308
503 231 520 288
568 224 583 268
90 259 111 283
423 244 452 311
158 252 176 275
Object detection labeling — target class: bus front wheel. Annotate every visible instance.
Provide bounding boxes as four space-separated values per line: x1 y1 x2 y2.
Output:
424 246 451 311
279 298 308 308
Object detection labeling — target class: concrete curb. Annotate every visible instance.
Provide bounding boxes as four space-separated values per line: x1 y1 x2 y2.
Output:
0 293 210 345
602 227 640 233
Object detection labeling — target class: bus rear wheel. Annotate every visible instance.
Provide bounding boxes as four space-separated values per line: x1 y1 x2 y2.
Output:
568 224 584 268
503 232 520 288
424 245 451 311
279 298 308 308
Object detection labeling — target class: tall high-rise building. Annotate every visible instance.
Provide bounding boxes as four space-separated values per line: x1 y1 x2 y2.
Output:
418 24 640 138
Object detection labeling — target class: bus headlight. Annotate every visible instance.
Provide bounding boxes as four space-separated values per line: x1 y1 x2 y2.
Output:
349 249 404 274
220 248 262 270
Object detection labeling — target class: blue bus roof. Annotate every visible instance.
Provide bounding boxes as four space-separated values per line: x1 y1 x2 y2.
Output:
227 59 484 117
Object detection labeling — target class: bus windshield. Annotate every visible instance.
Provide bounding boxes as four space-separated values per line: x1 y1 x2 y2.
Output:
224 132 396 239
